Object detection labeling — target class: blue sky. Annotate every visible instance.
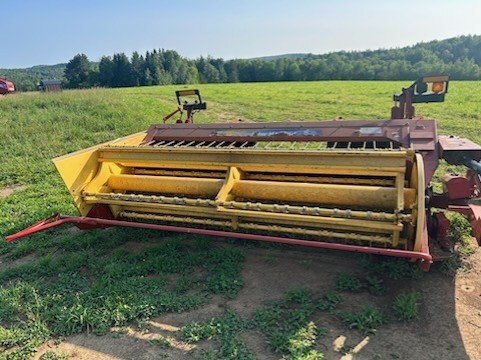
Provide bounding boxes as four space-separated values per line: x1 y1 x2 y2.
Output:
2 0 481 68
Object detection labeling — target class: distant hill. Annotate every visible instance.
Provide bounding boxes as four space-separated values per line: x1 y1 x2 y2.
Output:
2 35 481 91
0 64 66 91
251 53 312 61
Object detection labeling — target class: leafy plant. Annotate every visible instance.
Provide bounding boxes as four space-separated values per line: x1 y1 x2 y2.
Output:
149 335 171 348
251 288 324 358
204 248 245 299
39 351 70 360
359 256 423 280
285 322 324 359
180 311 253 359
364 275 386 295
335 273 363 292
340 306 386 335
316 291 343 311
181 311 246 343
393 292 422 321
449 212 472 241
440 255 461 275
0 235 244 358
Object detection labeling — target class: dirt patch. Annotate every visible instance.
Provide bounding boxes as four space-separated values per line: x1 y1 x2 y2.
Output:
34 244 481 360
0 253 37 272
454 251 481 358
0 184 26 199
121 241 158 253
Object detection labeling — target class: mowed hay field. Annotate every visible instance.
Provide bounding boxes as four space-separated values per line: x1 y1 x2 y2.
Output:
0 81 481 360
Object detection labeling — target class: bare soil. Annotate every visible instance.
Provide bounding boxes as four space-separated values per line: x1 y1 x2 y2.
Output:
33 243 481 360
0 184 26 199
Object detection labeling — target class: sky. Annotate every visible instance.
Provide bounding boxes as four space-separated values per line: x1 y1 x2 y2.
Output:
2 0 481 68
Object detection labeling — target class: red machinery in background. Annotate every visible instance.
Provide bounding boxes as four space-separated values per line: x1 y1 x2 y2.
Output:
0 78 15 95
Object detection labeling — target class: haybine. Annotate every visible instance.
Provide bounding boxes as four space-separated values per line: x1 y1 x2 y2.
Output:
6 78 481 270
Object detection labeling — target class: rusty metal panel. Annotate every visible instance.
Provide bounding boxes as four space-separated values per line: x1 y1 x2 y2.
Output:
142 119 438 152
439 135 481 163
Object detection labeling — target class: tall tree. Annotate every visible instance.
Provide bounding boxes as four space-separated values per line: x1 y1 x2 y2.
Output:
131 51 144 86
98 56 115 87
112 53 135 87
64 54 91 88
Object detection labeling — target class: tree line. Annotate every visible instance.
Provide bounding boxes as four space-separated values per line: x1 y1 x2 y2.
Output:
63 35 481 89
4 35 481 91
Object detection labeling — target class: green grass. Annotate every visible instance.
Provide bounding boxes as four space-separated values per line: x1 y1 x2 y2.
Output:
250 288 325 358
180 288 326 359
392 292 422 321
0 234 245 358
1 81 480 358
440 213 477 274
359 256 424 280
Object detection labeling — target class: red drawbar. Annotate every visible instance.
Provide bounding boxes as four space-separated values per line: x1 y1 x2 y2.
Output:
5 214 433 270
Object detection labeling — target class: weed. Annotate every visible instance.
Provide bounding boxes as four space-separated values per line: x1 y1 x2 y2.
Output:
285 322 324 359
393 292 421 321
364 275 386 295
39 351 70 360
196 348 221 360
440 255 461 275
204 248 245 299
0 237 245 358
149 335 172 348
219 337 255 360
458 242 477 257
285 288 314 304
0 318 51 359
136 320 150 332
174 275 192 294
180 311 253 359
335 273 363 292
449 213 472 241
317 292 343 311
340 305 386 335
334 273 385 296
111 328 128 338
447 213 478 259
251 288 324 358
359 256 423 280
181 311 246 343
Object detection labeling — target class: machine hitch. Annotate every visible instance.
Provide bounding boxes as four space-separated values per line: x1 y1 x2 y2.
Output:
162 89 206 124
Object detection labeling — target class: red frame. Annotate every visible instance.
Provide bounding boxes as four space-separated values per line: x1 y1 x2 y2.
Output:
5 213 433 270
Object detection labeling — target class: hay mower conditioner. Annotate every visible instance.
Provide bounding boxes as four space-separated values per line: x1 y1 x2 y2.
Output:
6 76 481 270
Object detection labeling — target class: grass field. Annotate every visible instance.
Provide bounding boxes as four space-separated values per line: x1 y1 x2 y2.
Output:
1 81 481 359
